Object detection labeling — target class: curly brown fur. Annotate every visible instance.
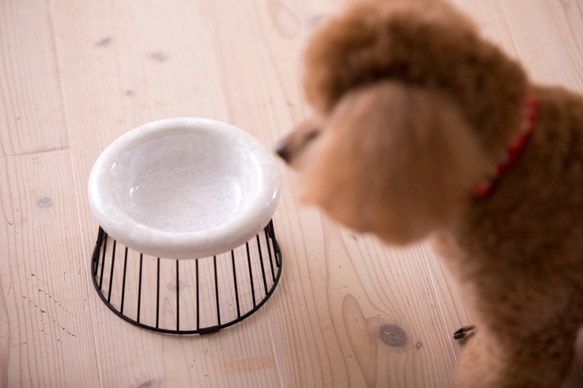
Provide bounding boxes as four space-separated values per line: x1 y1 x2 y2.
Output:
276 0 583 386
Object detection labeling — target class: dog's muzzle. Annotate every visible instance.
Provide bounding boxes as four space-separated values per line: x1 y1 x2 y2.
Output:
275 121 321 165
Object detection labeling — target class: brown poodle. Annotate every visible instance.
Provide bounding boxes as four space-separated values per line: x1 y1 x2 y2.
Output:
275 0 583 386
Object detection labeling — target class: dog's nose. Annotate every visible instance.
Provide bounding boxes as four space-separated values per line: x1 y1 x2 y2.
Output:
274 139 291 163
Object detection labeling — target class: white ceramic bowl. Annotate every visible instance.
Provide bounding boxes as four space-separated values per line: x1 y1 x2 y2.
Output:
88 118 280 259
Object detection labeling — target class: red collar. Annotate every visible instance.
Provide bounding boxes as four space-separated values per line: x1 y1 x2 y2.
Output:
471 94 537 198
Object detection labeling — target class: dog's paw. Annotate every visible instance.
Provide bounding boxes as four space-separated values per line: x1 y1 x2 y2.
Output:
453 325 476 341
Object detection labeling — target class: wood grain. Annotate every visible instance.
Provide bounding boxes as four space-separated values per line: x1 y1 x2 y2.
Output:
0 275 9 388
422 243 472 362
0 151 99 387
0 0 68 156
0 0 581 387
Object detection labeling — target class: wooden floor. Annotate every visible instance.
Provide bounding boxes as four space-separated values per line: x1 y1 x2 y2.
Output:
1 0 582 386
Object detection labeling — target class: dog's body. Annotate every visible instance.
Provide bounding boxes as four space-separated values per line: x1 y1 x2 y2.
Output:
276 0 583 386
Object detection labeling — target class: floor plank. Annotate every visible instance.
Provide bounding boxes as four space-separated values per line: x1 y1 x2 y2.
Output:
496 0 583 89
0 0 68 156
422 243 472 362
0 151 99 387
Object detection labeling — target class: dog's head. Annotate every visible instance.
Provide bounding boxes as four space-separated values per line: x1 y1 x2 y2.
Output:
277 0 529 244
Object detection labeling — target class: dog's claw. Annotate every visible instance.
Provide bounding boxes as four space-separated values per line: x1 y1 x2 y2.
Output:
453 325 476 341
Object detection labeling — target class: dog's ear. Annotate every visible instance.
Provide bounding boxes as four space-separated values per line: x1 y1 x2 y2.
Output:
302 81 487 244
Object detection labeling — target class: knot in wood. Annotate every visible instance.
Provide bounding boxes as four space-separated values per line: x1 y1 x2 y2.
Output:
379 324 408 347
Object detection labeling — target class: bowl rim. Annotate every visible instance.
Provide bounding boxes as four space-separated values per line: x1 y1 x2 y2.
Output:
87 117 280 259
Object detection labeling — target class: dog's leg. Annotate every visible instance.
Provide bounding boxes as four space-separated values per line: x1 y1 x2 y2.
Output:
453 326 577 388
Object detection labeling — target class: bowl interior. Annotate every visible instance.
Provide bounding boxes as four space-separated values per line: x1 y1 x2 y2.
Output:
111 129 260 233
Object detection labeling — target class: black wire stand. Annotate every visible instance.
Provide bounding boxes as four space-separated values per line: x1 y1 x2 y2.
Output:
90 220 282 334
